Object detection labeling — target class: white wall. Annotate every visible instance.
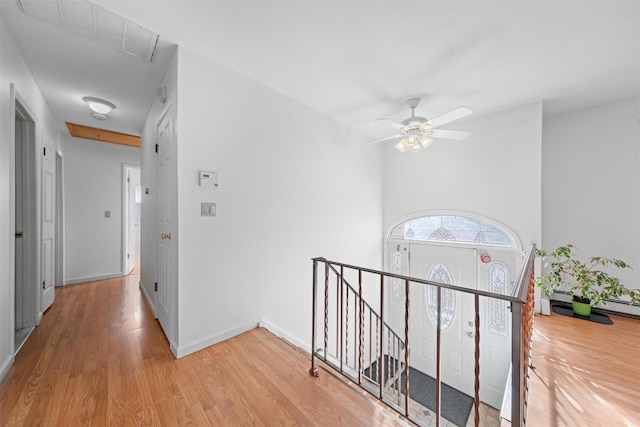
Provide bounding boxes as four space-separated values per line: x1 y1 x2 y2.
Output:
0 15 61 381
62 136 140 283
542 98 640 290
383 102 543 250
173 47 383 355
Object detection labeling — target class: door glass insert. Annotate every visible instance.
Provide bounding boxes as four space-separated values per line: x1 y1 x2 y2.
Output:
425 262 455 329
488 262 509 336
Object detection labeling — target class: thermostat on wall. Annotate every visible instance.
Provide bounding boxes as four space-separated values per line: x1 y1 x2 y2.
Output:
199 171 219 188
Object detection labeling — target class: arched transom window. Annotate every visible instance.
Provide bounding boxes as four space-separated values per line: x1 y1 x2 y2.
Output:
390 215 516 248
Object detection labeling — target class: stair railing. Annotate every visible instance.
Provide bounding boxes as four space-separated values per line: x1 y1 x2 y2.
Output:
309 244 536 427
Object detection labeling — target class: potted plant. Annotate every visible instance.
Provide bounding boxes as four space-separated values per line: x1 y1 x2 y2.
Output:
535 244 639 317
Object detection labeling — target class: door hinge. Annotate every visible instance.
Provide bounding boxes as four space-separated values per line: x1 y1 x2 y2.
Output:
154 282 158 292
127 177 130 183
155 143 159 153
42 281 45 289
43 146 46 156
127 253 130 259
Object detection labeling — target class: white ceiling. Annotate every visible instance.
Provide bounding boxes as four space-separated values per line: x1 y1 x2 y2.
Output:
2 0 638 140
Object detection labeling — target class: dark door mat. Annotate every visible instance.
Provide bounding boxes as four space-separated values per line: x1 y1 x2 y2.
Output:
551 301 613 324
366 356 473 427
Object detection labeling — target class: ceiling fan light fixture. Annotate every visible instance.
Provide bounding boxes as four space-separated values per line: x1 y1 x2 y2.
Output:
83 97 116 114
394 141 409 152
419 136 433 148
410 144 422 153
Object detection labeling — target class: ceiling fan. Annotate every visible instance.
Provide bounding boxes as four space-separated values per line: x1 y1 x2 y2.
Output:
367 98 472 153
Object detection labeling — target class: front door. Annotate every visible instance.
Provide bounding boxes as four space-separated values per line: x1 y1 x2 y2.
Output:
409 243 478 396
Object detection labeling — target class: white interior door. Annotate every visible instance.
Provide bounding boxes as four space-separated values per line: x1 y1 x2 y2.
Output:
41 141 55 312
156 105 176 344
409 243 478 396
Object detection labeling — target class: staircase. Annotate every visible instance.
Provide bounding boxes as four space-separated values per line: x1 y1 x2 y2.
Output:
309 248 536 427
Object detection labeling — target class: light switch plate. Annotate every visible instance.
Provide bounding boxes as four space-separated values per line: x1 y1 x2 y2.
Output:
201 202 216 216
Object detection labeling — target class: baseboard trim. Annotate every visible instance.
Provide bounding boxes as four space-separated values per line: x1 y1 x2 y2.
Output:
138 281 156 318
0 354 15 383
65 273 122 285
175 321 259 359
258 318 309 353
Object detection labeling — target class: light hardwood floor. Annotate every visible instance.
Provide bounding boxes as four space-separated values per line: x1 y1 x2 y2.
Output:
2 272 638 426
0 274 409 426
526 308 640 426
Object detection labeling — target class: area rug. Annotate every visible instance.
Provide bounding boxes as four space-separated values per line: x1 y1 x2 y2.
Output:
551 301 613 325
366 356 473 427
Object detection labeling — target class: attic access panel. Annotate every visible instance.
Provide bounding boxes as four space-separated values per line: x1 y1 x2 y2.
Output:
17 0 159 62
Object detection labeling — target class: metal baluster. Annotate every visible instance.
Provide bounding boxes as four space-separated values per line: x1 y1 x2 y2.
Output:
323 263 329 361
345 277 349 370
309 259 319 377
369 310 373 380
387 328 391 392
404 279 410 417
358 270 364 385
340 266 344 372
378 275 384 399
474 294 481 427
436 286 441 427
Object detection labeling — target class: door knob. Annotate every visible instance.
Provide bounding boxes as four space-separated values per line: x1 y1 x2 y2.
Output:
468 321 474 327
161 233 171 240
467 331 474 338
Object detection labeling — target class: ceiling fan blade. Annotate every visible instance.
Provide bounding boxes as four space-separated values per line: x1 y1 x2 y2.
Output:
375 117 405 130
430 129 470 140
361 134 403 146
429 106 473 128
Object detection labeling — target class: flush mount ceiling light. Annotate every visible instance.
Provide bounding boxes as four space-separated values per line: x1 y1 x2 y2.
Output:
83 96 116 115
365 98 472 153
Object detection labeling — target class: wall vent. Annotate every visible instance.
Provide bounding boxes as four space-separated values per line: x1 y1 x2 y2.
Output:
17 0 159 62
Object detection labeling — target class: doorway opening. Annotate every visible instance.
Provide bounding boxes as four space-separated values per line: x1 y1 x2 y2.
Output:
13 92 38 353
123 165 141 275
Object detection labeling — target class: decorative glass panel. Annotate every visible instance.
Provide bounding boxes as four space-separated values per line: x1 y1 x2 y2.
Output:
488 263 509 336
425 263 455 329
391 251 404 304
390 215 516 248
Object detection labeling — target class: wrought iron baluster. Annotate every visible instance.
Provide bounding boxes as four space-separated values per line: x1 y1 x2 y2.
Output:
404 279 410 417
436 286 441 427
345 278 349 370
323 263 329 361
340 266 344 372
378 275 384 398
309 259 319 377
474 294 481 427
358 270 364 384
